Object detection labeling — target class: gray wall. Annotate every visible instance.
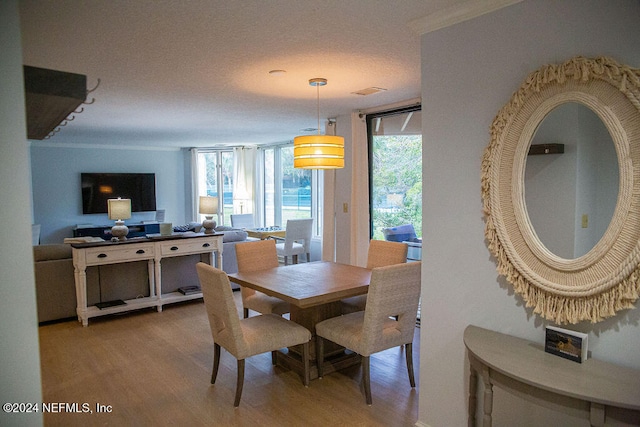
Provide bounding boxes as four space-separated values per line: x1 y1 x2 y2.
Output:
0 1 43 425
30 144 190 244
418 1 640 426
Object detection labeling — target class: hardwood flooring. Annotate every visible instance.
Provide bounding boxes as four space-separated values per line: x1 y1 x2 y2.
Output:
38 293 419 426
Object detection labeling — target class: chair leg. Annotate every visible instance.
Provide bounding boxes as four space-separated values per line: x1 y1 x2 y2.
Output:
271 350 277 365
243 307 249 318
211 343 221 384
363 355 372 405
234 359 245 407
406 342 416 387
284 256 289 266
316 335 324 378
302 341 310 387
305 252 310 262
292 254 298 264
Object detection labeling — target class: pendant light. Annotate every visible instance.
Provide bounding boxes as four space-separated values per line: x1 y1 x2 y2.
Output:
293 78 344 169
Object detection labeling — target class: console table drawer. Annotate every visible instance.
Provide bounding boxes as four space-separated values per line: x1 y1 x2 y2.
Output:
159 238 217 257
84 243 155 265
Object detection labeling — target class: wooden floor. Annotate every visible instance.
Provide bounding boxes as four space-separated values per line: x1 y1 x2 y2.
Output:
39 292 419 426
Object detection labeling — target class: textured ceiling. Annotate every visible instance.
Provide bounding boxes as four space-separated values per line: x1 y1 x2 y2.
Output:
19 0 464 148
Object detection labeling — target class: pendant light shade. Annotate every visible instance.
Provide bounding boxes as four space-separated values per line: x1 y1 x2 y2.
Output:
293 134 344 169
293 78 344 169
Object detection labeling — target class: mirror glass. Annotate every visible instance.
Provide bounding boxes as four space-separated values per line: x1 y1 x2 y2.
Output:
524 102 619 259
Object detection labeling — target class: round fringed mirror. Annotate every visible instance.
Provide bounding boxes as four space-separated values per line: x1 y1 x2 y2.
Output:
481 56 640 324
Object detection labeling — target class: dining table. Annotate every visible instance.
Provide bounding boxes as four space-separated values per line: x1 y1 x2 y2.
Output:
228 260 372 379
245 227 287 240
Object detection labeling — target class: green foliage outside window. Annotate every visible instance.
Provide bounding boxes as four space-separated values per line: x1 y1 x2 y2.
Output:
371 135 422 240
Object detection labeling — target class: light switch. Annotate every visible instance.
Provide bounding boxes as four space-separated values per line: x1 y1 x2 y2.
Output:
582 214 588 228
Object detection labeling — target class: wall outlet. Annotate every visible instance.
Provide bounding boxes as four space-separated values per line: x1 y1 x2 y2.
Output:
343 203 348 213
582 214 588 228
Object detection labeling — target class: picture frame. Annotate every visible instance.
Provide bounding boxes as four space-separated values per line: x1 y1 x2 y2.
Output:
545 326 588 363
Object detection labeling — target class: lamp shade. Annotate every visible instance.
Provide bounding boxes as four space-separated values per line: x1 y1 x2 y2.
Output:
107 198 131 220
293 135 344 169
199 196 218 215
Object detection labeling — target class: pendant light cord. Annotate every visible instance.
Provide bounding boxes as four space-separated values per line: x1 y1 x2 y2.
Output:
317 83 321 135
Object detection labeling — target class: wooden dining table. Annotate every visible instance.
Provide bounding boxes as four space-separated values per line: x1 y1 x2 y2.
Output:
228 261 371 379
245 228 287 240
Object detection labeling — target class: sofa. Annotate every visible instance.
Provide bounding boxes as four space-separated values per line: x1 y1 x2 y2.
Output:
32 227 255 323
215 226 258 274
33 244 83 323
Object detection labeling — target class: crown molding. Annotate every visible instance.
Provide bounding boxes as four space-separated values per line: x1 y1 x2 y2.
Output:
408 0 522 35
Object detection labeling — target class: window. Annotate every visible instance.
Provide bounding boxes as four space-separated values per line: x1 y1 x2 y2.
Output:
195 145 322 236
367 106 422 240
263 145 317 233
196 150 234 226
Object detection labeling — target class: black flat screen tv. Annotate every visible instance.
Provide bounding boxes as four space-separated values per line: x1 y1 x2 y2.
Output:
81 173 157 214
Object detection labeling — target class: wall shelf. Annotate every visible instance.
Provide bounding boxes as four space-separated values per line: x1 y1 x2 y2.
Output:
23 65 87 140
528 143 565 155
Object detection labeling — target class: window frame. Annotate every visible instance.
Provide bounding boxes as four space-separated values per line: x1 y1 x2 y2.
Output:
366 105 422 240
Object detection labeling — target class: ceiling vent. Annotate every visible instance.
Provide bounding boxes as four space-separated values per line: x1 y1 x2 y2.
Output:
23 65 88 140
351 87 387 96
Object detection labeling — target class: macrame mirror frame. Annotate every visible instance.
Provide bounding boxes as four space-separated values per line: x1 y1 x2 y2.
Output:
481 56 640 324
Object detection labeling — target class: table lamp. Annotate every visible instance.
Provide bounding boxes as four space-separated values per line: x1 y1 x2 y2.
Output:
108 197 131 241
199 196 218 234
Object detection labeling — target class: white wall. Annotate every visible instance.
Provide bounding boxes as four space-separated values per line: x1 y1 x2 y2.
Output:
334 112 354 264
418 1 640 426
0 1 43 425
30 144 190 243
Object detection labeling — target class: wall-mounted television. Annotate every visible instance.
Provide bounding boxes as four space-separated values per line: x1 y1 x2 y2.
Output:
81 173 157 214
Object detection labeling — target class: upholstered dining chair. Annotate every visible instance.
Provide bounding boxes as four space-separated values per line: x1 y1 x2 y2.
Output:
340 239 408 314
195 262 311 407
236 239 290 318
230 213 254 229
316 261 421 405
274 218 313 265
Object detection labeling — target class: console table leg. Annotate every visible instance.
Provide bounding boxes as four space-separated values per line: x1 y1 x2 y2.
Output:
590 402 605 427
73 259 89 327
154 257 163 312
481 366 493 427
469 365 478 427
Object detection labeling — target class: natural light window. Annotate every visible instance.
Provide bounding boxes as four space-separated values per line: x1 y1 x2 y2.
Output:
196 145 321 235
368 107 422 240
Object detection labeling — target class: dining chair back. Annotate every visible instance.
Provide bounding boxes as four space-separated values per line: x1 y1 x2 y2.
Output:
341 239 408 314
235 239 289 318
230 213 254 229
316 261 421 405
275 218 313 265
196 262 310 406
366 239 408 268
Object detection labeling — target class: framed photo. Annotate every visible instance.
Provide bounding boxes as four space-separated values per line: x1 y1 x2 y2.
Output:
545 326 588 363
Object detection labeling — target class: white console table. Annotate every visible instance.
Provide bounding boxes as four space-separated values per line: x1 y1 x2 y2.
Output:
71 233 223 326
464 325 640 427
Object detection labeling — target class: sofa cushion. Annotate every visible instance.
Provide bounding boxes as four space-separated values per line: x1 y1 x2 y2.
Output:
33 244 72 262
221 230 248 242
214 226 248 243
